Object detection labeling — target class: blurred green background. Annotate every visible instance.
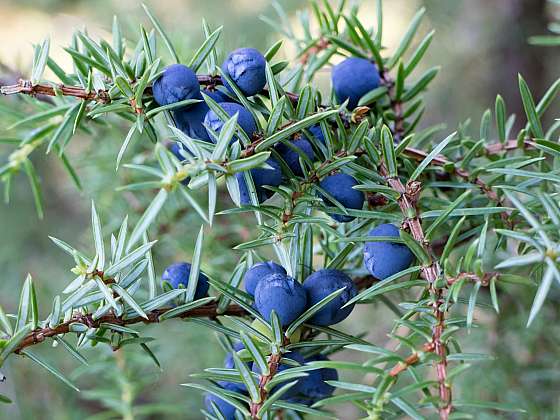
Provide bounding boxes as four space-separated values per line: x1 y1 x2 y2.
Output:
0 0 559 419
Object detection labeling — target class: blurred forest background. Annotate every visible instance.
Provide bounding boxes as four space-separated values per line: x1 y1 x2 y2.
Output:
0 0 559 419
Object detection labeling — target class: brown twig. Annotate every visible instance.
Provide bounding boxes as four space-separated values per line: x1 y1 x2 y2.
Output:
485 139 536 155
12 275 378 355
249 337 290 419
14 302 245 353
378 162 451 418
299 38 330 65
1 79 110 102
1 75 300 106
431 288 451 419
381 68 452 418
389 342 435 377
447 271 499 287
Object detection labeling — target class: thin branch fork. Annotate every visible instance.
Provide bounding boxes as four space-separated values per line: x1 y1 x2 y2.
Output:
389 342 435 377
403 147 501 206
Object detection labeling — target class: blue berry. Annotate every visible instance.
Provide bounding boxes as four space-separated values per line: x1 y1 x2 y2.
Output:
303 269 357 326
331 57 381 109
204 102 257 142
205 88 231 103
204 386 237 420
254 273 307 326
252 351 305 398
218 342 251 393
161 262 209 300
152 64 200 106
244 261 286 296
236 157 282 205
297 354 337 402
319 173 364 222
275 136 315 176
169 142 186 161
222 48 267 97
363 223 414 280
173 89 231 141
307 124 326 145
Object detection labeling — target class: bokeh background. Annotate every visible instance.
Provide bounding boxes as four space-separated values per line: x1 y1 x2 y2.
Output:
0 0 559 419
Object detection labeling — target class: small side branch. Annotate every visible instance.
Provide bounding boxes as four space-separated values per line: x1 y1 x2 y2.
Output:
1 79 110 102
447 271 499 287
389 342 435 377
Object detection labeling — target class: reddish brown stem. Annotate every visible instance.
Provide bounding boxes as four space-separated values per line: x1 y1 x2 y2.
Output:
249 345 286 419
1 76 300 105
379 163 450 418
432 289 452 419
12 275 378 355
1 79 110 102
389 342 435 377
14 303 246 353
381 68 452 418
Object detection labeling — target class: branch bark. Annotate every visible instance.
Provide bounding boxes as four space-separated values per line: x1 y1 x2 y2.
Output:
0 76 300 105
249 337 290 419
382 74 452 419
389 342 435 377
13 275 379 355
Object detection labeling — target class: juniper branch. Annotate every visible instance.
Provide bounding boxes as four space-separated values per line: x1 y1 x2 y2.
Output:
11 275 379 355
249 337 290 419
382 75 451 420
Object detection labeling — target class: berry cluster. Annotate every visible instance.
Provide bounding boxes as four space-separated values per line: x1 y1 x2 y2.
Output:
162 220 413 418
154 52 385 219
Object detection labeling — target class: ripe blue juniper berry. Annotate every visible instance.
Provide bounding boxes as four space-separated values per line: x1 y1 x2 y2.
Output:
364 223 415 280
243 261 287 296
303 269 358 326
289 354 337 405
217 342 250 393
152 63 200 106
161 262 209 300
275 135 316 176
173 88 229 141
236 157 282 204
331 57 381 109
319 173 365 222
307 124 326 145
168 142 185 161
254 273 307 326
204 102 257 143
221 47 267 97
204 385 237 420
